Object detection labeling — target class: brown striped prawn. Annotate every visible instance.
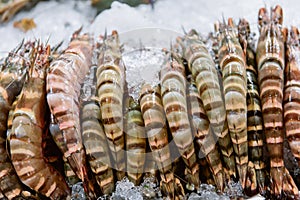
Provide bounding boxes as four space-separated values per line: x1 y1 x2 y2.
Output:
217 18 248 188
139 84 185 200
238 18 267 195
46 29 96 198
160 50 200 191
257 5 299 198
81 64 115 195
9 42 70 199
176 30 236 178
96 30 126 180
284 26 300 170
124 96 146 185
187 76 225 191
0 41 40 200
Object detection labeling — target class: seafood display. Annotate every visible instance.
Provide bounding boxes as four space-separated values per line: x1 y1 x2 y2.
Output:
1 3 300 200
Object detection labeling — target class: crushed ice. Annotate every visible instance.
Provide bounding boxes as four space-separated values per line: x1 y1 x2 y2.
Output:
224 181 244 198
71 182 87 200
105 176 163 200
186 184 229 200
121 28 182 100
101 177 266 200
137 176 161 199
122 47 165 101
2 0 300 59
110 177 144 200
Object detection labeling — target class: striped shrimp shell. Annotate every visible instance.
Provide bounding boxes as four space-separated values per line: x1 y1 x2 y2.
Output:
238 18 266 195
218 18 248 188
284 26 300 169
160 51 200 191
176 30 236 178
256 5 299 197
10 43 70 199
46 31 95 197
81 65 115 195
187 76 225 191
96 30 126 180
124 96 146 185
139 84 185 199
0 41 39 200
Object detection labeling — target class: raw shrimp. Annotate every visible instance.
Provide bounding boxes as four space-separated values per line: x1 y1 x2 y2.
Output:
10 42 70 199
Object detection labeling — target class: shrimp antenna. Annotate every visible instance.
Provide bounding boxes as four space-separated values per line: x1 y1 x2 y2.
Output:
222 13 226 27
169 40 178 69
5 39 25 64
29 41 39 75
104 27 108 40
270 6 273 22
72 26 83 41
222 21 232 53
14 39 25 54
170 40 173 53
100 28 108 65
45 34 51 46
102 28 108 53
51 41 63 53
264 2 267 10
31 28 38 44
4 40 33 73
169 40 174 61
181 25 187 35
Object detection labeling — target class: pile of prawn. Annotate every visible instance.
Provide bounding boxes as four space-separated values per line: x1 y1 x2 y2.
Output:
0 4 300 200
